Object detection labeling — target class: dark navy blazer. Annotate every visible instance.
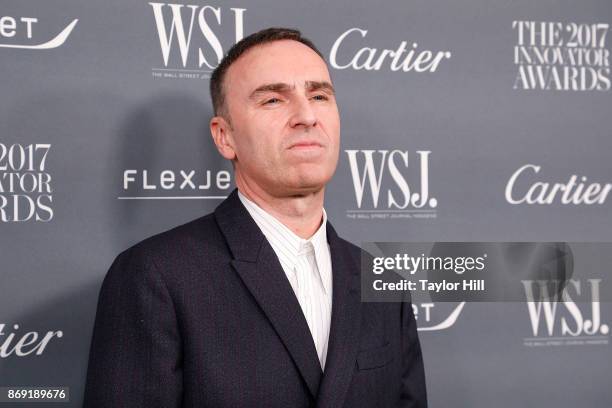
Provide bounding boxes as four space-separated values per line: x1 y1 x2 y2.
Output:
83 189 427 407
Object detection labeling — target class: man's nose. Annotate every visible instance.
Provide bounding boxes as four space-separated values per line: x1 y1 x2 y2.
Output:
288 96 317 128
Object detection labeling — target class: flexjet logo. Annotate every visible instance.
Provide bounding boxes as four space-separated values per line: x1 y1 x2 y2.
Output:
522 279 609 346
119 168 232 200
414 302 465 332
0 15 77 50
345 150 437 220
149 2 245 79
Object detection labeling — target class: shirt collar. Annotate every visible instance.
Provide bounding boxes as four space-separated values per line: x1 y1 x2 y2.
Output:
238 190 330 291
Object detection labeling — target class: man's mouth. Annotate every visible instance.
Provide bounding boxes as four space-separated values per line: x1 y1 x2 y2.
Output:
288 140 323 149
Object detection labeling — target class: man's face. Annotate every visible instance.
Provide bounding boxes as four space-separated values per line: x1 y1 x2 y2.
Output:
215 39 341 197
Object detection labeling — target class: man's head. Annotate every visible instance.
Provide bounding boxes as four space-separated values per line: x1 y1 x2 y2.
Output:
209 27 340 198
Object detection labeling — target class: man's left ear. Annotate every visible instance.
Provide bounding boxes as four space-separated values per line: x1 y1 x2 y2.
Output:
210 116 236 160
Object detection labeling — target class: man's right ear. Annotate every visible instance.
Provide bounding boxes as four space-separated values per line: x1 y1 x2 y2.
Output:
210 116 237 160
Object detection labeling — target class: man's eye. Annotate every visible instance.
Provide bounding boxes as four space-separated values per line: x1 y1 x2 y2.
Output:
264 98 280 105
312 94 328 101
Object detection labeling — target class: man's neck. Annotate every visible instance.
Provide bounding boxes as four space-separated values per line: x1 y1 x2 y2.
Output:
236 178 325 239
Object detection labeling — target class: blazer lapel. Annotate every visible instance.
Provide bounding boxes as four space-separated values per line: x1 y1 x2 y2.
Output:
315 223 362 408
214 190 323 398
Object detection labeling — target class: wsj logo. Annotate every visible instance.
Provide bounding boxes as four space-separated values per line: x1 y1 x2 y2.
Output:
522 279 609 346
0 15 77 50
345 150 437 219
149 2 245 77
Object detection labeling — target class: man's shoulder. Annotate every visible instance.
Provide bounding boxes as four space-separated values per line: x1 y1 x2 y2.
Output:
137 212 218 248
113 212 228 272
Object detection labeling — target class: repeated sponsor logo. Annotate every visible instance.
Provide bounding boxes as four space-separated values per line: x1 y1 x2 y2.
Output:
513 21 611 91
414 302 465 332
0 323 63 358
505 164 611 205
119 168 232 200
0 143 53 222
0 15 77 50
344 149 437 219
522 279 609 346
329 27 451 73
149 2 245 79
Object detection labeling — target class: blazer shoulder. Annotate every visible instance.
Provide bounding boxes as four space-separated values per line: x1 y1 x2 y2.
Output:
134 212 220 249
112 213 227 274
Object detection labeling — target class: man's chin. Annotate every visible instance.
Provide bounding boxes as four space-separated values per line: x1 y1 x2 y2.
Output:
289 177 330 195
279 178 328 197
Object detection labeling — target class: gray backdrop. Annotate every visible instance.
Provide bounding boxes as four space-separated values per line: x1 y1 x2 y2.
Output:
1 0 611 406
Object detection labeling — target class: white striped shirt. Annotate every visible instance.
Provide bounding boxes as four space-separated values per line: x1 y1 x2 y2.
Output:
238 191 333 369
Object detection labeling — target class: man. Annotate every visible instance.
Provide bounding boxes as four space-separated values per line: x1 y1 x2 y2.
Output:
84 27 427 407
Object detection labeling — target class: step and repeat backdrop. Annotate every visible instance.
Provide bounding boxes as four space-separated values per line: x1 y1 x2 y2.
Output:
1 0 611 406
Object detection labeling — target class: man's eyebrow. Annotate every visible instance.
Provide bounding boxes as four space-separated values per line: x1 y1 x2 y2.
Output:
306 81 335 94
249 83 294 99
249 81 336 99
